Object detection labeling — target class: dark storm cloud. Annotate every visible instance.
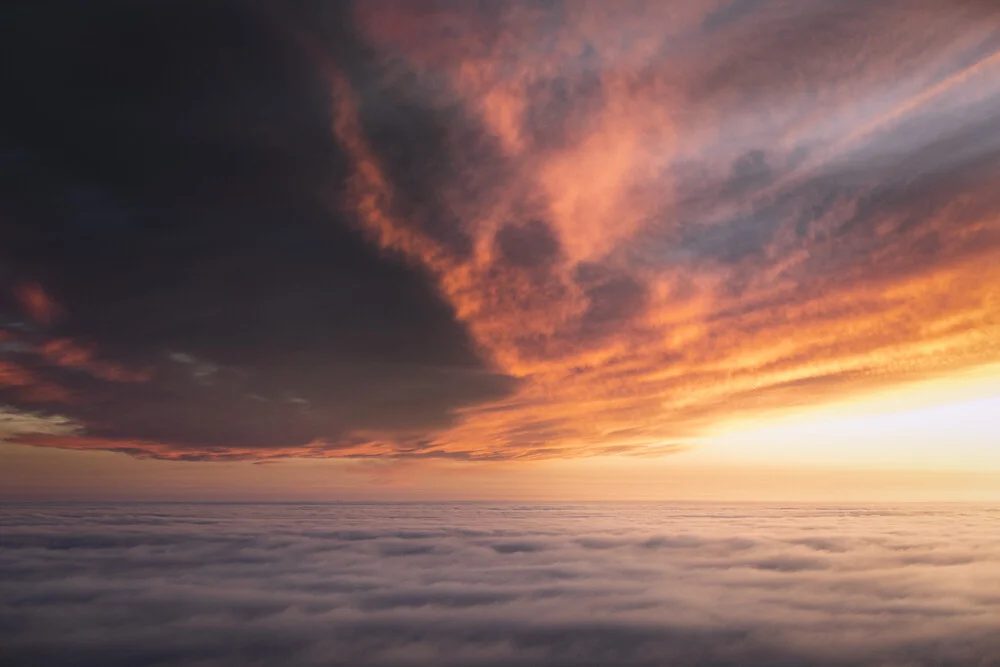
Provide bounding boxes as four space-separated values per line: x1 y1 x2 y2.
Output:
0 1 516 458
2 503 999 667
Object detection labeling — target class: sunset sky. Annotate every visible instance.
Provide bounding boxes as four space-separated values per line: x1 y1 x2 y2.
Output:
2 0 999 500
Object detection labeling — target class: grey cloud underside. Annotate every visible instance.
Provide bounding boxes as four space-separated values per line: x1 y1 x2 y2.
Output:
2 503 999 667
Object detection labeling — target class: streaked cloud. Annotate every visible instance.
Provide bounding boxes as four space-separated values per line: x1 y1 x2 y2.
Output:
309 0 1000 458
1 0 998 461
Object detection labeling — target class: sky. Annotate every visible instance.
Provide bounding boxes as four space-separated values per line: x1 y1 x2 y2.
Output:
1 0 999 500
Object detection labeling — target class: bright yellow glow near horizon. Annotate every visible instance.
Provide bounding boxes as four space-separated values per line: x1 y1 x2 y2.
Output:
685 367 1000 470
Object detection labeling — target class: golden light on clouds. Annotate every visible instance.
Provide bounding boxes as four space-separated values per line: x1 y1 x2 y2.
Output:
3 0 999 475
304 0 1000 461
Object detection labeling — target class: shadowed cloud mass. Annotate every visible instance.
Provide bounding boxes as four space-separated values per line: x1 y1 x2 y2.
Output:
1 0 999 460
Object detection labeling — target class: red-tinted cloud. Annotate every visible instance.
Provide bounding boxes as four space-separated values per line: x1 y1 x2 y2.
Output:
12 283 62 326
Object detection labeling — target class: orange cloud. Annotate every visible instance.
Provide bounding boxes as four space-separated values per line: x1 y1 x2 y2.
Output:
0 327 148 417
12 283 63 326
39 339 151 383
303 0 1000 459
11 434 449 463
0 360 72 404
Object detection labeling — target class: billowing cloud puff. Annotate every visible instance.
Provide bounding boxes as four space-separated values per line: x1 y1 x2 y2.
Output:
2 503 999 666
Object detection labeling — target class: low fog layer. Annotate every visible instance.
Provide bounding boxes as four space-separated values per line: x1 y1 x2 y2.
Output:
2 503 999 666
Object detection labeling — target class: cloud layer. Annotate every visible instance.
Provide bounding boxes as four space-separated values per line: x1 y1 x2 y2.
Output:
2 503 999 666
2 0 1000 460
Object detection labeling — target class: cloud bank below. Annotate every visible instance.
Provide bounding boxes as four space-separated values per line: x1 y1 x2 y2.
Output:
2 503 999 666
